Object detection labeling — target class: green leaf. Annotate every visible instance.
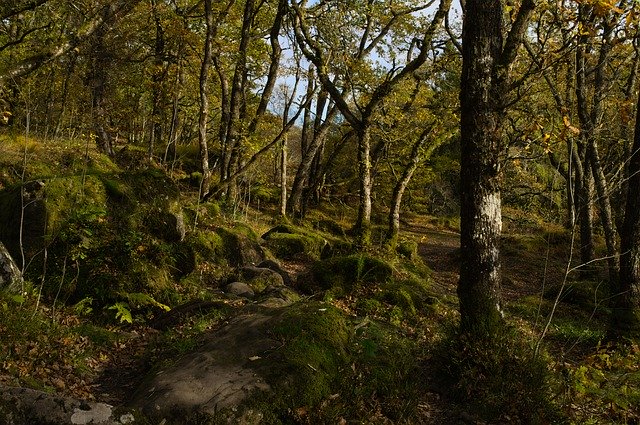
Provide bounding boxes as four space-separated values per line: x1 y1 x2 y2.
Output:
108 302 133 324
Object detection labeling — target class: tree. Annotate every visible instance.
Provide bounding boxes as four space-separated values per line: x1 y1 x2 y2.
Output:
458 0 535 335
612 79 640 337
292 0 453 245
0 0 142 87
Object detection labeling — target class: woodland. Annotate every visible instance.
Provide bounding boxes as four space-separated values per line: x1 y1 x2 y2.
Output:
1 0 640 424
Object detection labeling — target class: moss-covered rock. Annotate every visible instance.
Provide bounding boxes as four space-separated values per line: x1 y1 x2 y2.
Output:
215 226 264 267
302 254 393 296
265 302 352 407
396 240 418 259
264 232 327 260
235 265 285 293
313 219 347 237
132 301 352 423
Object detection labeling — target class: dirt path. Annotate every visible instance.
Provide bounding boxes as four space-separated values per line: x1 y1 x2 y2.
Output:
407 221 570 304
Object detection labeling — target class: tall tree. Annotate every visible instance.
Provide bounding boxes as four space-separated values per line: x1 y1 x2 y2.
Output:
612 80 640 337
458 0 535 335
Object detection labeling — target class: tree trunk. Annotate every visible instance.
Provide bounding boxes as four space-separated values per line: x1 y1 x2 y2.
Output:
197 0 214 199
288 92 335 217
386 126 444 246
354 125 372 246
590 141 619 284
612 87 640 337
279 134 287 217
149 0 166 161
458 0 506 336
88 11 113 156
222 0 254 201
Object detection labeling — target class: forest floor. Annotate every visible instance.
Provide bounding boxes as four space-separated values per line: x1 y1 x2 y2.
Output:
1 212 628 424
92 217 576 423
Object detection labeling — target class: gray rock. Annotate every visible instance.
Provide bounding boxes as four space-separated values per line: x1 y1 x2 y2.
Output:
130 310 286 422
239 265 285 289
0 241 22 293
0 385 136 425
157 210 186 242
225 281 255 298
256 259 293 286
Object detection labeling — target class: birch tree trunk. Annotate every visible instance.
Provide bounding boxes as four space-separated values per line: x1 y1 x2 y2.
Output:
197 0 214 199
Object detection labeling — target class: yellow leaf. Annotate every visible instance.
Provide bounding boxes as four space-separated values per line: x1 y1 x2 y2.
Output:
562 116 580 135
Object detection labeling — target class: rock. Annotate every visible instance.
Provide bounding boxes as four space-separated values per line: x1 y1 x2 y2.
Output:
168 210 186 242
153 210 186 242
216 227 264 267
0 241 22 293
0 384 136 425
257 259 293 286
261 224 296 240
238 265 285 291
130 311 282 422
225 281 255 298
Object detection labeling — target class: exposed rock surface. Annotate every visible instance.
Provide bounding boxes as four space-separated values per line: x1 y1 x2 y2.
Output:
0 241 22 292
130 301 295 422
0 385 136 425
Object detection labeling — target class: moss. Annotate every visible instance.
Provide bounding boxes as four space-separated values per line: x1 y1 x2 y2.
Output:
250 183 279 204
356 298 383 316
434 326 558 423
313 219 346 237
264 232 325 260
354 321 419 396
304 254 393 295
215 227 264 267
247 302 352 414
380 286 417 318
396 240 418 259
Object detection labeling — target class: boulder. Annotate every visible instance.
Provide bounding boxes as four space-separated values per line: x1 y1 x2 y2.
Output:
257 259 293 286
215 227 264 267
238 265 285 291
0 241 22 293
0 385 136 425
225 281 255 299
153 210 186 242
130 311 280 422
131 301 351 423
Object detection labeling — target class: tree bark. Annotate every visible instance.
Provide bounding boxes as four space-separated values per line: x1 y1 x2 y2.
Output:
87 9 114 156
149 0 167 161
612 86 640 337
197 0 215 199
458 0 505 336
355 125 373 245
279 135 287 217
457 0 534 336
